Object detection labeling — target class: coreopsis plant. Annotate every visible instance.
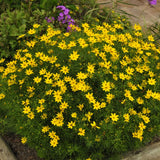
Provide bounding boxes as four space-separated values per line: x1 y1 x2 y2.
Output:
0 20 160 160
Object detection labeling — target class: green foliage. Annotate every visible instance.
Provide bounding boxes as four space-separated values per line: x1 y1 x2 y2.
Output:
39 0 59 11
0 19 160 160
0 9 27 58
149 22 160 47
0 7 50 59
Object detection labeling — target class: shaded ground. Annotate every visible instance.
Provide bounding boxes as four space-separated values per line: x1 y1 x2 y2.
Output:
2 133 44 160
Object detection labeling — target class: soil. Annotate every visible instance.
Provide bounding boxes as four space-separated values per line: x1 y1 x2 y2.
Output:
2 133 44 160
2 133 160 160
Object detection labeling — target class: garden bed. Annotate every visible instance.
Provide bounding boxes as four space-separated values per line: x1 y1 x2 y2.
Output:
2 133 44 160
0 1 160 160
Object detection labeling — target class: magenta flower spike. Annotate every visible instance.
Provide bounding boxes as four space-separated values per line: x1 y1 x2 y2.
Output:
148 0 157 5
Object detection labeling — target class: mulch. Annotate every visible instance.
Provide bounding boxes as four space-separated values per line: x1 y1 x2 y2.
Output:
2 133 44 160
2 133 160 160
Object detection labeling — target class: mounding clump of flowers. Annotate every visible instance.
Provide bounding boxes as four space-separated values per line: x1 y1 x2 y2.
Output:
0 21 160 160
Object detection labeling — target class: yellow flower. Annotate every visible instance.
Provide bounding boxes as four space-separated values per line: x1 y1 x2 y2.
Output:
68 41 76 48
129 108 137 115
49 131 56 139
28 29 36 34
106 93 114 103
110 113 119 122
27 112 35 119
77 72 88 80
91 121 100 129
102 81 111 92
69 51 79 61
59 101 69 110
134 24 141 31
25 68 33 75
42 126 50 133
93 101 101 110
67 121 76 129
148 35 154 41
0 93 5 100
0 58 5 63
45 89 53 95
33 24 40 28
141 115 150 124
71 112 77 118
22 99 30 106
124 89 131 98
126 67 134 75
123 114 130 122
21 137 27 144
53 90 62 102
41 113 47 119
50 139 58 148
148 78 156 85
84 112 93 122
39 99 45 104
21 61 28 69
77 104 84 111
119 73 126 80
78 128 85 136
0 66 4 73
36 105 45 113
142 107 151 114
128 95 134 101
33 76 42 83
136 97 144 104
139 122 146 130
87 64 95 74
132 130 143 141
58 40 67 50
85 92 95 104
60 66 69 74
23 106 31 114
27 86 35 92
18 34 25 39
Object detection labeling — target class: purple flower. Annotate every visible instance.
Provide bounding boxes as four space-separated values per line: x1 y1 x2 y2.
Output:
63 9 70 15
58 16 64 22
45 17 52 23
70 19 75 23
51 17 55 21
56 5 66 10
47 19 52 23
66 15 71 20
59 12 64 17
148 0 157 5
62 19 67 24
68 22 74 26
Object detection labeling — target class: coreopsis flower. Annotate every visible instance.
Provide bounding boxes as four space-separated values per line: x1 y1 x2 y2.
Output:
28 29 36 35
110 113 119 122
67 121 75 129
21 137 27 144
78 128 85 136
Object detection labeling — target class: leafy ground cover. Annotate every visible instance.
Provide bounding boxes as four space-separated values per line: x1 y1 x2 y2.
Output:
0 0 160 160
